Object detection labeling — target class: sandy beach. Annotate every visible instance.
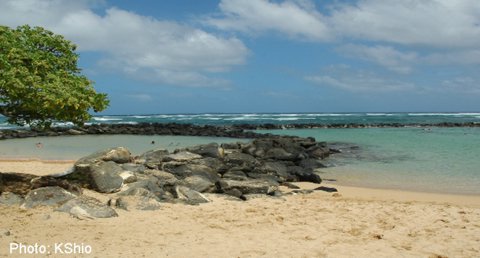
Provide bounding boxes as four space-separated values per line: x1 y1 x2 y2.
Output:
1 160 480 258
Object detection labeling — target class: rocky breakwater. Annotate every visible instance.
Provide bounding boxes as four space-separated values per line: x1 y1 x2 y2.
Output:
0 136 334 218
0 123 263 140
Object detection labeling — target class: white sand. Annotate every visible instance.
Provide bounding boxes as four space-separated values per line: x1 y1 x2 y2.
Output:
1 161 479 257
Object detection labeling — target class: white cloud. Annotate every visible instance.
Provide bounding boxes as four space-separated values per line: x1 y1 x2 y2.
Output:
424 49 480 65
441 77 480 94
337 44 417 74
305 66 415 92
329 0 480 48
207 0 480 48
0 0 248 87
204 0 331 41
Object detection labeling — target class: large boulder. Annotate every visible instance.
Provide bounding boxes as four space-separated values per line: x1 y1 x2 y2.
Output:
178 175 216 193
224 152 258 168
287 166 322 184
76 147 132 166
163 151 202 162
115 187 162 210
165 164 219 182
57 196 118 219
141 170 178 186
137 149 169 168
89 162 125 193
22 187 77 208
185 143 224 158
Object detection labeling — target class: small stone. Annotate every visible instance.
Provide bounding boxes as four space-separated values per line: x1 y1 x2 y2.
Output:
313 186 338 193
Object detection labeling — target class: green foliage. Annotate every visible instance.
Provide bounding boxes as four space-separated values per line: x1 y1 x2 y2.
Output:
0 25 109 129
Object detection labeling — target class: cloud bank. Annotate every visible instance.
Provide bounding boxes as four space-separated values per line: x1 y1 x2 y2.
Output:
0 0 248 87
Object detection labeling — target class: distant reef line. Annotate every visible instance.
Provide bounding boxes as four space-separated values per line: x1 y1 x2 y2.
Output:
0 122 479 140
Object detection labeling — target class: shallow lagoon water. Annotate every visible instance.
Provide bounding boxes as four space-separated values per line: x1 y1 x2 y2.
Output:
0 135 246 160
1 126 479 195
260 127 480 195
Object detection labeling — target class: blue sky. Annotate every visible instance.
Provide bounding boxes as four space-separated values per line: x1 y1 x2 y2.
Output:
1 0 480 114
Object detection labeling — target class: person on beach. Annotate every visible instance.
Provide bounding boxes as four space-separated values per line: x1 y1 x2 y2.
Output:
35 142 43 148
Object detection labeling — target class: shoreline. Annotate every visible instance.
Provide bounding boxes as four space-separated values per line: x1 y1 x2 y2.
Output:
1 160 479 207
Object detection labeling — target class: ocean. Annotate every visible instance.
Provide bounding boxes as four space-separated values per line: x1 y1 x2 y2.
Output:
1 113 479 195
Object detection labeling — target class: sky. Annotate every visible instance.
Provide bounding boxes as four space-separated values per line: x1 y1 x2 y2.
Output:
1 0 480 114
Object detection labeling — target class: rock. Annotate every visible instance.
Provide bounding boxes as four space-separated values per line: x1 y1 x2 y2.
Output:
115 195 161 211
191 157 227 173
115 187 162 210
121 163 146 173
90 161 124 193
307 146 330 159
166 164 219 182
281 182 300 189
179 175 216 193
314 186 338 193
265 148 297 161
22 187 77 208
30 176 82 195
0 172 36 196
254 162 290 181
224 152 257 167
221 142 242 149
287 166 322 184
186 143 224 158
76 147 132 165
1 229 11 236
57 196 118 219
142 170 178 186
119 171 137 184
163 151 202 162
299 159 327 170
174 186 210 205
222 170 248 181
138 149 169 167
0 192 24 206
289 189 314 195
216 179 278 196
66 129 84 135
121 179 163 197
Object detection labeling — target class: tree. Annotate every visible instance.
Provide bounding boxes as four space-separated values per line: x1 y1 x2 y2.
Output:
0 25 109 128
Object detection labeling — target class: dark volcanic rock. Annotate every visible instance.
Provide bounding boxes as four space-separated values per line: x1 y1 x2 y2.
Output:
22 186 77 208
30 176 82 195
0 172 36 196
287 166 322 184
57 196 118 218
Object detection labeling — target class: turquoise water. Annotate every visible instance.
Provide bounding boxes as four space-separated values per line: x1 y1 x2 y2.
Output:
260 127 480 195
1 112 480 195
0 135 246 160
